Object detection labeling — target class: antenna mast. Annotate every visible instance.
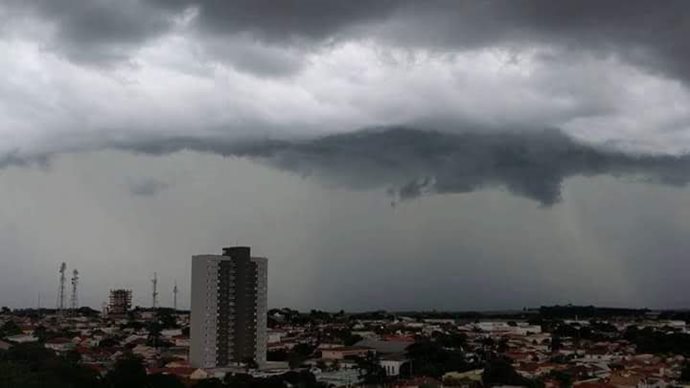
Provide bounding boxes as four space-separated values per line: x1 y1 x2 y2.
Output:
71 269 79 313
151 272 159 309
57 263 67 314
173 280 178 311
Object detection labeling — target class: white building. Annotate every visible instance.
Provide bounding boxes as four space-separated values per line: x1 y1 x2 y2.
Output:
380 355 408 376
190 246 268 369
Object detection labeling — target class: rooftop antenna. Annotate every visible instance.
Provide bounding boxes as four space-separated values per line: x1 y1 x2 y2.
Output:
70 269 79 313
57 262 67 314
151 272 159 309
173 280 178 311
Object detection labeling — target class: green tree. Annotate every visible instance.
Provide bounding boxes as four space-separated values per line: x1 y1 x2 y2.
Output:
146 321 163 348
432 332 467 349
0 320 22 337
497 337 510 353
482 358 534 387
193 378 225 388
64 349 82 365
680 363 690 383
549 370 573 387
224 372 254 388
315 359 328 371
243 357 259 369
550 335 562 353
105 355 147 388
33 325 48 342
356 352 386 385
288 343 315 369
0 343 100 388
406 340 469 378
156 309 179 329
146 373 185 388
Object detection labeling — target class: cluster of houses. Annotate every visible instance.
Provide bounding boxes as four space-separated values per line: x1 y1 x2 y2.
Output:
2 308 690 387
458 320 687 387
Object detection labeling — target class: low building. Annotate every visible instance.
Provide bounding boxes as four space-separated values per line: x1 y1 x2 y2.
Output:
321 346 373 360
5 334 38 343
45 337 76 352
315 368 361 387
442 369 483 387
380 354 409 376
0 340 11 350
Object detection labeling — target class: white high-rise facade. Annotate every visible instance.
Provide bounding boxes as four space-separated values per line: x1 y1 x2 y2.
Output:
190 246 267 368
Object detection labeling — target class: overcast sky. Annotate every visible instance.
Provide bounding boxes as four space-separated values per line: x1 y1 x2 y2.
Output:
2 1 690 311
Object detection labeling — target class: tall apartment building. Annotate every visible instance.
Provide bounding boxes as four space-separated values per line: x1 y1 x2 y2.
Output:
108 289 132 316
190 246 268 368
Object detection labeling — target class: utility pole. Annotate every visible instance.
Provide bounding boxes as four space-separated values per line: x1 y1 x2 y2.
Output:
151 272 158 309
173 280 178 311
57 263 67 314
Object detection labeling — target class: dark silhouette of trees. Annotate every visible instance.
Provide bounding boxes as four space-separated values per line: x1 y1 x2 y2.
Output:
104 355 148 388
680 364 690 383
431 331 467 349
624 326 690 355
287 343 315 369
219 371 325 388
0 342 100 388
356 351 387 385
146 373 186 388
550 336 562 353
482 358 537 387
194 378 226 388
406 340 471 378
0 319 21 337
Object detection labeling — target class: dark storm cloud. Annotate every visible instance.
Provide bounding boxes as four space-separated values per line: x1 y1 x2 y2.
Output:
8 0 690 82
0 150 49 170
5 0 398 66
126 177 170 197
148 0 400 42
188 0 690 82
6 0 182 64
115 128 690 206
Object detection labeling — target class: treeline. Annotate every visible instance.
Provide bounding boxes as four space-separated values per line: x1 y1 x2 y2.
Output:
624 326 690 356
539 305 649 319
268 305 662 324
0 343 323 388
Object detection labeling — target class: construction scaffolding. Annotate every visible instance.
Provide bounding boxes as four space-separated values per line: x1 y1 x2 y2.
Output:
108 289 132 316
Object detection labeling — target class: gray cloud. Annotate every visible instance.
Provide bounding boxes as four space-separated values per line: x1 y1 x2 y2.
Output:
2 0 690 157
115 128 690 206
1 1 690 197
126 176 170 196
149 0 399 43
186 0 690 83
0 150 49 170
5 0 181 65
7 0 690 84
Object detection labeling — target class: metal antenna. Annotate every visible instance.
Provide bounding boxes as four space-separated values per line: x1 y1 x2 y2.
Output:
173 280 178 311
71 269 79 313
151 272 159 309
58 263 67 313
